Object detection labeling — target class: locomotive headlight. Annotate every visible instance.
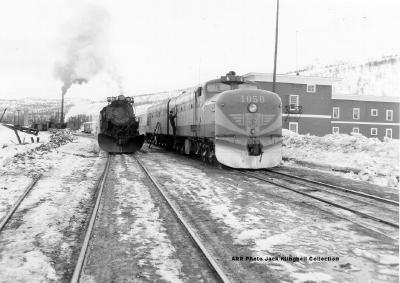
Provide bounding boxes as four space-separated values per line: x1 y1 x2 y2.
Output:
248 103 257 113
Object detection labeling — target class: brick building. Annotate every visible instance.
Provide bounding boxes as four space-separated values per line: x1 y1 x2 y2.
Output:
244 72 400 139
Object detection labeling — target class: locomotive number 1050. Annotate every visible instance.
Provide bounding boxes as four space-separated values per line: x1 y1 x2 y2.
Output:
241 95 265 103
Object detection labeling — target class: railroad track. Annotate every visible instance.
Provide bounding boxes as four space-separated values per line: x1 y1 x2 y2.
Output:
71 154 111 283
71 153 230 283
239 170 399 231
143 144 398 230
0 175 42 233
265 168 399 206
134 155 230 283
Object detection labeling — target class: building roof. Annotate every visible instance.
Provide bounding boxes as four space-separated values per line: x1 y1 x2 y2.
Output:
243 72 339 86
332 94 400 103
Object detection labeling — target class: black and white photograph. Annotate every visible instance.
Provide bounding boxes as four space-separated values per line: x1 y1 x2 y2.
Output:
0 0 399 282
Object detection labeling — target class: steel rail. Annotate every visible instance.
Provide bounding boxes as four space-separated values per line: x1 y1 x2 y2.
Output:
241 171 399 229
262 171 398 211
265 169 399 206
134 155 231 283
0 174 42 233
71 154 111 283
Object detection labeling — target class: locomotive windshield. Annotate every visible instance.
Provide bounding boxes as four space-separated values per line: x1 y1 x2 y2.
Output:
206 82 258 95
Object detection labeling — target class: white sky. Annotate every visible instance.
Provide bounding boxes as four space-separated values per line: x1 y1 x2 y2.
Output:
0 0 399 100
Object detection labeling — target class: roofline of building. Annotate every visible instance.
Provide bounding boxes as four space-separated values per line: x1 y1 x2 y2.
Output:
332 94 400 103
243 72 340 86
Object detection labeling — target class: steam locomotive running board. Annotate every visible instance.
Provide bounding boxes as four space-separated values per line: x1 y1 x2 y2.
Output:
98 134 145 153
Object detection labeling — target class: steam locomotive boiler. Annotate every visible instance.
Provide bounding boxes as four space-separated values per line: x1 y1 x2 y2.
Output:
98 95 144 153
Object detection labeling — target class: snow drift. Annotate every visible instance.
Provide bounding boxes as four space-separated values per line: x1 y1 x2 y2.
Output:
282 129 399 188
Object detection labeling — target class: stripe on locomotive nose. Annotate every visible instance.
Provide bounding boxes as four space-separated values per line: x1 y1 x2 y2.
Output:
229 113 276 126
262 114 276 125
229 114 244 125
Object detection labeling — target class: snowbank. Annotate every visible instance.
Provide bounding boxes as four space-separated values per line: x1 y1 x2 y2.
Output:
0 124 51 167
282 129 399 188
0 124 42 146
0 129 76 178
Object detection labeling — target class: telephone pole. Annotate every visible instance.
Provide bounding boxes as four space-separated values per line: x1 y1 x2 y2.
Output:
60 93 65 124
17 109 21 126
272 0 280 93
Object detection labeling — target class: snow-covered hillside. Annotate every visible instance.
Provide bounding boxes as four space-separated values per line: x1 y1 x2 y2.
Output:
289 55 399 97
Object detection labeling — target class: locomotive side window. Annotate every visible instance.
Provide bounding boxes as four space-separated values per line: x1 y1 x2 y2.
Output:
195 87 202 97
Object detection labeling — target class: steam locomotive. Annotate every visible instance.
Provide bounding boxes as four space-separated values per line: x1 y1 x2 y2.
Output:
139 72 282 168
98 95 144 153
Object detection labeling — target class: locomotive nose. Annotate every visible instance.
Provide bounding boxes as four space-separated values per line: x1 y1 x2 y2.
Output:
214 89 282 168
216 89 282 135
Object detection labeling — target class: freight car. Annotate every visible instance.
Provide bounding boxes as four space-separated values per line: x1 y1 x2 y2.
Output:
140 72 282 168
98 95 144 153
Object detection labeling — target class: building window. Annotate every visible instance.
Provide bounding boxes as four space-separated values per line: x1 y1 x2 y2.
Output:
371 109 378 116
386 110 393 121
307 84 316 93
352 127 359 134
289 122 298 133
289 95 299 110
332 127 339 134
332 107 340 119
386 128 392 139
353 108 360 120
371 128 378 136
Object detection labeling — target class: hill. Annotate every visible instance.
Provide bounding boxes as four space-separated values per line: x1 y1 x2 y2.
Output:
288 55 399 97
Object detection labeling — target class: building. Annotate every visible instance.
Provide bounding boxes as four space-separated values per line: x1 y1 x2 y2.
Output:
244 72 400 140
331 94 399 139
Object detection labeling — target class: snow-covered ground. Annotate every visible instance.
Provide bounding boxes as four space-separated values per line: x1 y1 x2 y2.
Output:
0 134 105 281
0 124 51 167
138 151 399 282
282 129 400 189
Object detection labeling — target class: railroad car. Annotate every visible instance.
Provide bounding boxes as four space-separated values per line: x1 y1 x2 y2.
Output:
140 72 282 168
98 95 144 153
83 121 95 134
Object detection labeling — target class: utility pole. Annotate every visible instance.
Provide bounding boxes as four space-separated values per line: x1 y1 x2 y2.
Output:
60 93 64 124
272 0 280 93
295 30 298 72
17 109 21 126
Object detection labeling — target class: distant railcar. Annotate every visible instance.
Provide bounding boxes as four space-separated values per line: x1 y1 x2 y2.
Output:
83 122 95 134
140 72 282 169
98 95 144 153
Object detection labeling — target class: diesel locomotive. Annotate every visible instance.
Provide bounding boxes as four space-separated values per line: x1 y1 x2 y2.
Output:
98 95 144 153
140 72 282 168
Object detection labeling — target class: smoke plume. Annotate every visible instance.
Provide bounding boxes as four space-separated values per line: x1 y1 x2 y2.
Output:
54 4 110 96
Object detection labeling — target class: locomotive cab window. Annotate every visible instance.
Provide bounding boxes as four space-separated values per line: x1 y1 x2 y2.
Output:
206 82 231 93
205 82 258 97
237 83 258 90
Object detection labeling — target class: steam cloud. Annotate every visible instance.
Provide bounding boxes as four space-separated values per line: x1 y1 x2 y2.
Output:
54 4 110 96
